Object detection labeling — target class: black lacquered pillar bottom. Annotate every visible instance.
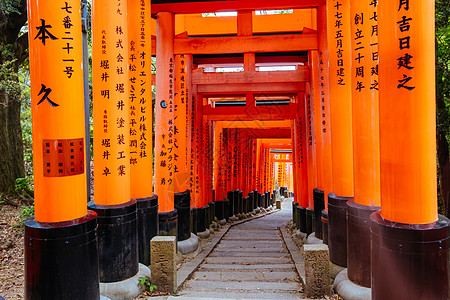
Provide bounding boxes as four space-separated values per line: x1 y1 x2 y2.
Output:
293 202 299 228
159 209 178 237
88 199 138 283
313 188 325 239
346 200 379 288
371 211 450 300
196 206 206 232
227 191 234 217
25 212 99 300
215 200 224 220
299 207 307 233
328 193 351 267
321 209 328 245
137 195 158 266
306 208 314 235
175 191 191 242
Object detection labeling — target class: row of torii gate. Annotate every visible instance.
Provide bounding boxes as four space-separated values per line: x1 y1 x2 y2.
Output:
25 0 448 299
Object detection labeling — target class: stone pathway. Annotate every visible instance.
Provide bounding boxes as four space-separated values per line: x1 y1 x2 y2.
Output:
176 200 303 299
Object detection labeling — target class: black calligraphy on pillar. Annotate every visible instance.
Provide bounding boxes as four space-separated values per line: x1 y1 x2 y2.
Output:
396 0 415 91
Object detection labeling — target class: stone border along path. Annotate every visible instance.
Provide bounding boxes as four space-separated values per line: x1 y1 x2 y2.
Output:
156 198 322 300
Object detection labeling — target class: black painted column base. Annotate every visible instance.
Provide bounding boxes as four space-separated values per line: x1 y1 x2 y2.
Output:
328 193 351 268
205 203 211 228
293 202 299 229
191 207 198 234
25 212 99 299
321 209 328 245
306 208 314 235
299 207 307 233
137 195 158 266
215 200 224 220
158 209 178 237
238 191 243 214
88 199 138 283
313 188 325 239
346 200 379 288
209 201 215 223
233 190 240 216
175 191 191 242
196 206 206 233
223 200 230 221
227 191 234 217
371 211 450 300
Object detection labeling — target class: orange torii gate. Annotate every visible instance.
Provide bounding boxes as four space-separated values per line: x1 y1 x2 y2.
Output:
24 1 448 299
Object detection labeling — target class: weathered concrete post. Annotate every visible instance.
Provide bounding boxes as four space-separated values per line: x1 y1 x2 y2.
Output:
304 244 331 298
151 236 177 293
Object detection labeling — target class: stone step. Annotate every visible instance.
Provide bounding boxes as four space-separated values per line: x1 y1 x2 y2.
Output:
212 247 285 253
203 256 290 265
170 291 303 299
198 264 295 271
192 271 299 281
208 251 286 257
183 280 301 291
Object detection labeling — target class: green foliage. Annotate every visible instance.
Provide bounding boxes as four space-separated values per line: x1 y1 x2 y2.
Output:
138 276 157 294
14 176 32 193
14 205 34 228
0 0 22 15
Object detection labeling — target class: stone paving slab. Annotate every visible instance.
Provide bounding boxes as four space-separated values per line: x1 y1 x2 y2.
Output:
213 247 286 253
198 264 295 271
184 280 301 291
192 271 299 281
208 251 286 257
203 256 290 264
168 291 303 299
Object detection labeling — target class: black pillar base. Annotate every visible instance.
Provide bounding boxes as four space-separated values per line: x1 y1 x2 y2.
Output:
215 200 225 220
306 208 314 235
197 206 206 232
233 190 239 216
191 207 198 234
313 188 325 239
371 211 450 300
137 195 159 266
249 191 255 211
25 212 99 299
223 200 230 221
328 193 351 267
227 191 234 217
257 193 262 208
293 202 299 229
175 191 191 242
321 209 328 245
238 191 243 214
299 207 307 233
346 200 379 288
210 201 215 222
158 209 178 237
88 199 138 283
243 197 249 213
205 203 211 227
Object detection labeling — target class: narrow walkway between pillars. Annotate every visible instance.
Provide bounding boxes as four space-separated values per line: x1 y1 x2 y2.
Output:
177 199 303 299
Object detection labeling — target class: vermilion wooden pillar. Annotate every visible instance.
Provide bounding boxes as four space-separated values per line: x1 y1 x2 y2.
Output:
173 54 191 242
327 0 354 268
317 4 333 245
295 93 309 209
346 0 381 287
305 84 317 210
128 0 157 266
90 0 140 283
371 1 450 298
214 122 224 201
155 12 177 236
25 0 99 297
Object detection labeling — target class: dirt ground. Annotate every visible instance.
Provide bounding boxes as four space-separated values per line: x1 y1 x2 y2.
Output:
0 205 25 299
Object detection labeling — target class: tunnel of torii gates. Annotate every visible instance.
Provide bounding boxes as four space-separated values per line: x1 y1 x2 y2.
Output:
24 0 447 299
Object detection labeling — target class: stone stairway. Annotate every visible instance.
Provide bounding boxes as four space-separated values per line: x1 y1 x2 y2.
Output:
175 205 304 299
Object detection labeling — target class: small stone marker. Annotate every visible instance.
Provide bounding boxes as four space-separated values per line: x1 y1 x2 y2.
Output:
151 236 177 293
276 200 281 209
304 244 331 298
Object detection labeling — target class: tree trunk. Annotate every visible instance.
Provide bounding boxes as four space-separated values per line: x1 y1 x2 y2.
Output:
0 90 25 195
437 95 450 217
